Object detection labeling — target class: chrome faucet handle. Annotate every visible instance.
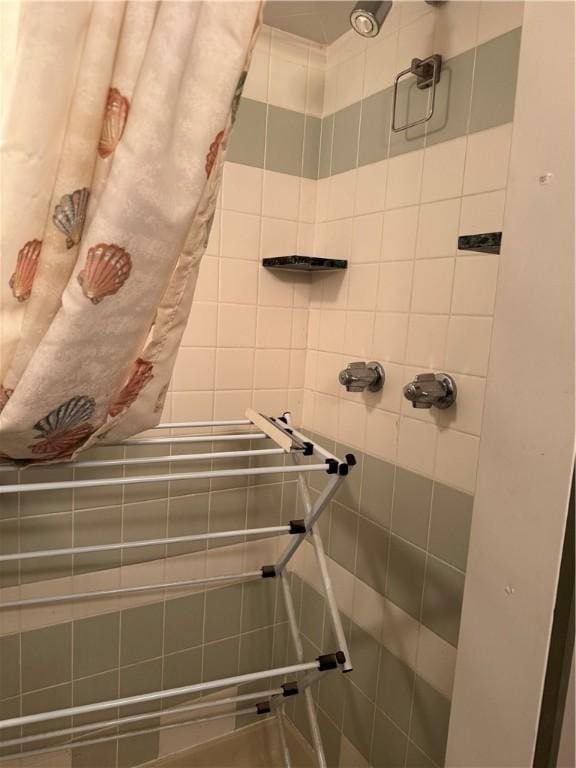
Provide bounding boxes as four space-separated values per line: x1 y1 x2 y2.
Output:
403 373 457 409
339 361 385 393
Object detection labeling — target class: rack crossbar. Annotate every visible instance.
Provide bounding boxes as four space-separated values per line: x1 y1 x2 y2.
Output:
0 527 289 563
0 462 327 494
0 661 320 730
0 571 261 610
0 706 260 762
0 687 282 749
0 447 286 473
108 432 266 446
155 419 252 429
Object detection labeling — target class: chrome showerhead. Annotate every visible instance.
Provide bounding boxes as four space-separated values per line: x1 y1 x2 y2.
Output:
350 1 393 37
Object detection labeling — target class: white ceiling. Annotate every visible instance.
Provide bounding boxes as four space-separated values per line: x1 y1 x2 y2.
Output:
263 1 356 44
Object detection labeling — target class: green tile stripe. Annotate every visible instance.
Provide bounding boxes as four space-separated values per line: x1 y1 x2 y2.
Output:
0 579 287 766
306 431 472 649
227 27 521 180
286 571 452 768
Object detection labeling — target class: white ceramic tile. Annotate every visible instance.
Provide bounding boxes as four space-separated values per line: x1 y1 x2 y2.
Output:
318 309 346 352
328 169 356 220
313 393 339 439
306 65 325 117
297 221 315 254
271 28 311 66
352 577 386 642
219 258 258 304
195 255 218 302
400 0 433 28
217 303 257 348
220 211 260 260
445 316 493 376
323 64 337 115
343 311 374 357
434 0 481 59
336 52 365 110
205 208 221 256
435 429 480 493
243 49 269 102
463 123 513 195
363 30 398 97
262 170 300 221
416 624 457 700
416 198 460 259
355 160 388 214
396 10 436 70
347 264 379 310
315 351 340 396
213 390 252 420
291 307 308 349
258 264 294 307
405 314 449 368
256 306 293 349
436 373 486 436
269 55 307 113
458 190 506 247
380 595 421 666
477 0 524 45
369 361 404 414
351 213 383 263
338 400 367 448
452 254 499 316
324 218 353 262
381 205 419 261
377 261 414 312
254 349 290 389
411 258 455 314
173 348 215 391
172 391 214 423
397 416 437 476
386 150 424 209
182 302 218 347
421 136 467 203
371 312 409 364
222 163 263 214
261 217 298 257
215 348 254 390
299 178 317 224
365 407 399 462
307 308 320 348
289 349 307 389
315 177 330 222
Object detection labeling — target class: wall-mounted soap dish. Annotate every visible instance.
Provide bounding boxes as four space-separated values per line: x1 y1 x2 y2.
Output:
262 256 347 272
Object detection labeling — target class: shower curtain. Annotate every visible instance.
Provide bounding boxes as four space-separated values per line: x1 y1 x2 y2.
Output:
0 0 261 462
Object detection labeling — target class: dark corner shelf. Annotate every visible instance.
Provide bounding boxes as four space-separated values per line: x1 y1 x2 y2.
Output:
262 256 348 272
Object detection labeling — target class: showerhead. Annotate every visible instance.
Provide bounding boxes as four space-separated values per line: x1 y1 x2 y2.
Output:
350 1 393 38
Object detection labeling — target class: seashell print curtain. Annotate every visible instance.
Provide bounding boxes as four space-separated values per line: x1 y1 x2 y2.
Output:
0 0 261 462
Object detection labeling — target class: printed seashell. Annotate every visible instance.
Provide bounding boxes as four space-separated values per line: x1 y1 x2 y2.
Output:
33 395 96 436
0 386 13 414
109 358 154 417
78 243 132 304
9 240 42 302
30 423 94 458
53 188 90 249
205 130 224 177
98 87 130 159
31 395 96 458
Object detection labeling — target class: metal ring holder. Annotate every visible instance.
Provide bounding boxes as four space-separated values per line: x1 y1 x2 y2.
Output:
391 54 442 133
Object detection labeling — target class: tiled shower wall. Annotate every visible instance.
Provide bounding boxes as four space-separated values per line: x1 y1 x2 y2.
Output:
0 5 524 768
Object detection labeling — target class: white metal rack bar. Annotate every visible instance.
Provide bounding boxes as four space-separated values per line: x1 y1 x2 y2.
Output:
0 411 355 768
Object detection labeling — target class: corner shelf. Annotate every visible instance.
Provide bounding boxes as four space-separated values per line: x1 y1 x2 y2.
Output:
262 255 347 272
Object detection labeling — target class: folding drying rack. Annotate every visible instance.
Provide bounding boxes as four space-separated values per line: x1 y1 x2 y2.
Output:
0 410 355 768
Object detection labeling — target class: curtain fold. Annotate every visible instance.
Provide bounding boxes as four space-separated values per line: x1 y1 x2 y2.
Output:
0 0 261 461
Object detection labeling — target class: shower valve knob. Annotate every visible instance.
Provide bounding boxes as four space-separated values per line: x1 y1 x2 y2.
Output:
339 361 384 393
403 373 457 409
